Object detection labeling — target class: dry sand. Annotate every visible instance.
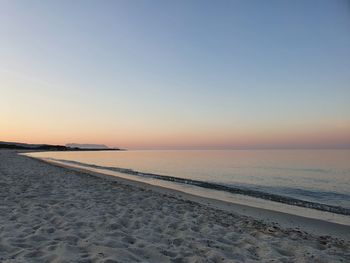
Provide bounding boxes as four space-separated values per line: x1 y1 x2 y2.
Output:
0 150 349 262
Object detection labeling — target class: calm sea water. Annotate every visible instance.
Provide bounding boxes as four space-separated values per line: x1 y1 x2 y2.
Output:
27 150 350 223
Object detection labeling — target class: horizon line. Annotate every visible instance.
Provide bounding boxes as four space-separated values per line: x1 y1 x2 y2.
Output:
2 140 350 151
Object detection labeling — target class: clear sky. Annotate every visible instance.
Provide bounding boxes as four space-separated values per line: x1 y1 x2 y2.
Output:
1 0 350 149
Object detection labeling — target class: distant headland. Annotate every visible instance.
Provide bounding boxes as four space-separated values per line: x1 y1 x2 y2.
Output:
0 141 123 151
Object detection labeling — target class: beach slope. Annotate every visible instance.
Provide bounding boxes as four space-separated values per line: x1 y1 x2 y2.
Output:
0 150 349 262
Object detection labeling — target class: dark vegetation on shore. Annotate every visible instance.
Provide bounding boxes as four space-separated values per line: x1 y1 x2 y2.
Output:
0 142 122 151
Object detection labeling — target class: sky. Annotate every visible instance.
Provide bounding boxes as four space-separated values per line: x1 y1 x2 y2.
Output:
1 0 350 149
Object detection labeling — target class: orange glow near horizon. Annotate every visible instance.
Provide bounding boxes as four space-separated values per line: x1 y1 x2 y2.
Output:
1 118 349 149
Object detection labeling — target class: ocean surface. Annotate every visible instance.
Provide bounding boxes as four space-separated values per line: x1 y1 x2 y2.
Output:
26 150 350 224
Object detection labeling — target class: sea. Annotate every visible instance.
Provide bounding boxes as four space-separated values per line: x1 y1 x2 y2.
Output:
25 150 350 225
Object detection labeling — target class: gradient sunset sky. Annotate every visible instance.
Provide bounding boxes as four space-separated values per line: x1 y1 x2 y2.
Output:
1 0 350 149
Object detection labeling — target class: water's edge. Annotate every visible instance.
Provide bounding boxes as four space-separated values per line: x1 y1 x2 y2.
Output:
47 158 350 216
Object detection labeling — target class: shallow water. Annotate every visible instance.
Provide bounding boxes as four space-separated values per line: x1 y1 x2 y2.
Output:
27 150 350 222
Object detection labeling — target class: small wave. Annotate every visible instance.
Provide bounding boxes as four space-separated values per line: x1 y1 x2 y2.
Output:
230 184 350 207
48 158 350 216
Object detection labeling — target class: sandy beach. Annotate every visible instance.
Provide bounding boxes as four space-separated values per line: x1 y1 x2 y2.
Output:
0 150 349 262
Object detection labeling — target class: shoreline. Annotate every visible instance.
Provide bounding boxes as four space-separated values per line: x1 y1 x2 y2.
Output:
1 150 349 262
35 154 350 241
32 157 350 216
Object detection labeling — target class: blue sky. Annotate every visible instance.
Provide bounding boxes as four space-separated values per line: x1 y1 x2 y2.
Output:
1 0 349 148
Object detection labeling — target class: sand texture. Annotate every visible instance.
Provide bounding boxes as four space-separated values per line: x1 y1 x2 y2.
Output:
0 150 349 262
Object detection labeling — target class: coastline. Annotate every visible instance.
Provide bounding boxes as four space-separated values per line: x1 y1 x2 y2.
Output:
1 150 349 262
31 156 350 218
37 155 350 240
